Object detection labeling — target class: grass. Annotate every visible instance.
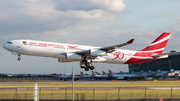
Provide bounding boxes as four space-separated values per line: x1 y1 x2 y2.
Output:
0 81 180 100
1 89 180 100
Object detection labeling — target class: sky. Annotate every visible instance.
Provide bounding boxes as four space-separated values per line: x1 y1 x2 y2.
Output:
0 0 180 75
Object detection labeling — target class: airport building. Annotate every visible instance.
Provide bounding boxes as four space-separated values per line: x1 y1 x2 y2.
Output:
129 51 180 72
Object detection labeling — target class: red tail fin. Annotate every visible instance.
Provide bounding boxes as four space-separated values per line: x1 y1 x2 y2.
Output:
80 71 84 76
108 70 113 74
103 71 106 75
92 71 97 76
125 32 172 64
139 32 171 55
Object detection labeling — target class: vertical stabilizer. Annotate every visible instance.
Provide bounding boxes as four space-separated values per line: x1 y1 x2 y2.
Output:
139 32 171 55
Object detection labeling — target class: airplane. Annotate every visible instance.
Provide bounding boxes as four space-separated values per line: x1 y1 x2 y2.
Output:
2 32 175 71
108 70 137 80
108 70 113 74
102 71 108 75
91 71 109 78
80 71 92 78
80 71 92 79
108 70 121 75
59 73 67 81
60 73 80 81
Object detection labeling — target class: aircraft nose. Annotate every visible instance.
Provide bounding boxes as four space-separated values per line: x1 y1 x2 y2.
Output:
2 44 6 48
2 44 8 50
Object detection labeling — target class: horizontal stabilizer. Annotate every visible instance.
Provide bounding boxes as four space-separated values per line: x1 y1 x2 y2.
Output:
152 52 176 59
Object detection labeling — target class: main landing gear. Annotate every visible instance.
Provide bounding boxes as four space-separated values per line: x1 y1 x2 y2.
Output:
80 59 94 71
17 54 21 61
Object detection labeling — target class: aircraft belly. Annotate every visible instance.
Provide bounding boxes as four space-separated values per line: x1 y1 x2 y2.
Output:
55 54 66 59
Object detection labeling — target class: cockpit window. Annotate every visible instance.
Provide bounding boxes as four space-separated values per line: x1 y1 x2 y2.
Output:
6 42 12 44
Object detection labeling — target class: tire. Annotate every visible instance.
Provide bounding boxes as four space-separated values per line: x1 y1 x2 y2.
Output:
17 58 21 61
80 66 85 68
90 66 94 70
85 67 89 71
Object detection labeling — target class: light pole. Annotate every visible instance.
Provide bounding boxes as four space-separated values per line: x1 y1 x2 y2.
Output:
72 68 74 101
63 67 65 74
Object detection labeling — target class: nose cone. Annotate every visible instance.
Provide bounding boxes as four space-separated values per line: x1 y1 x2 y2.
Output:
2 44 6 49
2 44 12 52
2 44 9 51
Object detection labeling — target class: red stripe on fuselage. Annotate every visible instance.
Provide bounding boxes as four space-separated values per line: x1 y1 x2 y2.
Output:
133 50 163 57
125 49 163 64
124 57 156 64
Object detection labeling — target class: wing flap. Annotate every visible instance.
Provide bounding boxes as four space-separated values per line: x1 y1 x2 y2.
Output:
75 50 90 56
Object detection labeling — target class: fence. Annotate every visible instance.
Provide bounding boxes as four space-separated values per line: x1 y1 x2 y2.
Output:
0 88 180 101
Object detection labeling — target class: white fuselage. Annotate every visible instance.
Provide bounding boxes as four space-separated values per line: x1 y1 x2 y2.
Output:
3 39 137 64
2 32 172 71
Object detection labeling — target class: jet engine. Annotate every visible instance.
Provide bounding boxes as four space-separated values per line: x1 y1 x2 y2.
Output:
66 53 82 60
58 59 73 62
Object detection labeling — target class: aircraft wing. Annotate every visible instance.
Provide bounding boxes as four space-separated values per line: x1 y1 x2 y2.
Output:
75 39 134 56
99 39 134 52
152 52 176 59
75 50 91 56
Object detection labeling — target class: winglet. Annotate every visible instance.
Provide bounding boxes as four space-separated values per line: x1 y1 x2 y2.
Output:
127 39 134 44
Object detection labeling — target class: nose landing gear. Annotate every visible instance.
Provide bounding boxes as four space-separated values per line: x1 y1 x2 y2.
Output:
17 54 21 61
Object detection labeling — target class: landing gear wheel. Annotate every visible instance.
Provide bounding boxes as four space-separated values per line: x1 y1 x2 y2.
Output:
17 54 21 61
80 60 86 68
86 63 92 67
80 59 94 71
85 67 89 71
90 66 94 70
17 57 21 61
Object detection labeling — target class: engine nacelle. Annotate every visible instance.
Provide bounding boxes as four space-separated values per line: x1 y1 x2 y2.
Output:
58 59 73 62
90 49 106 56
66 53 82 60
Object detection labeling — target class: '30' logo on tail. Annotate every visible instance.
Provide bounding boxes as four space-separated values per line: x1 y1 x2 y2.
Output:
112 51 124 60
